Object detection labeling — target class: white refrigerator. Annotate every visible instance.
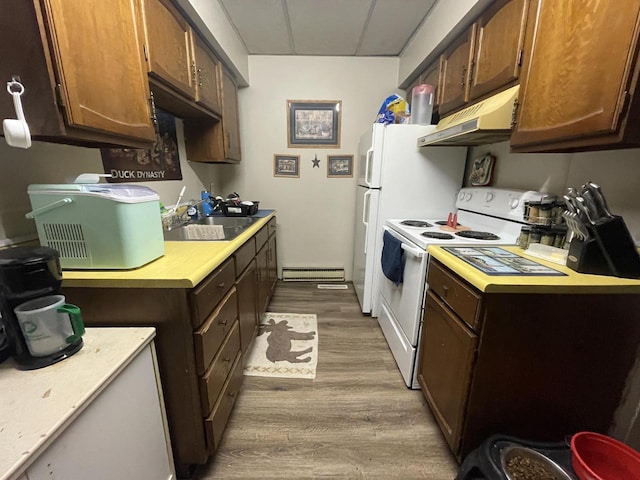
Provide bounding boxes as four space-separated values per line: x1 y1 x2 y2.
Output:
352 123 467 315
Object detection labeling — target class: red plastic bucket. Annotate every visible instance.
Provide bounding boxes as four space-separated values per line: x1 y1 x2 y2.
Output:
571 432 640 480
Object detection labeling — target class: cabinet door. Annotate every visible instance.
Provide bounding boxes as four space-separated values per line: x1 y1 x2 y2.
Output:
220 67 242 161
236 259 258 355
192 34 221 114
468 0 529 101
438 26 475 115
267 234 278 294
42 0 155 141
511 0 640 151
256 244 269 318
418 290 477 454
141 0 196 100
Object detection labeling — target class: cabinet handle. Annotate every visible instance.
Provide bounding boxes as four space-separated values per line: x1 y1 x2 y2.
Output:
217 282 225 289
460 65 467 87
218 319 228 326
149 92 158 131
442 285 449 297
228 391 236 398
223 357 231 363
191 61 197 86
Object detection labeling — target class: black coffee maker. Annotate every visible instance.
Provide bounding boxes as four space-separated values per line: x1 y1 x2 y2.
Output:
0 246 83 369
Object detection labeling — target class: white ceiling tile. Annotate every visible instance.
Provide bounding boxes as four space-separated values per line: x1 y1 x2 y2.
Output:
286 0 373 55
358 0 436 56
220 0 292 54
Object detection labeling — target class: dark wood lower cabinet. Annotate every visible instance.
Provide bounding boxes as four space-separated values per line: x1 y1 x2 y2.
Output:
419 259 640 462
62 216 277 474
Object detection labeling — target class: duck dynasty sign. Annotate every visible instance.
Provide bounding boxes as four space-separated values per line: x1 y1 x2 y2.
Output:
100 109 182 182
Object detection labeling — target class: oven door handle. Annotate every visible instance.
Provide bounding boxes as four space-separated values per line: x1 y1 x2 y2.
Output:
400 243 425 258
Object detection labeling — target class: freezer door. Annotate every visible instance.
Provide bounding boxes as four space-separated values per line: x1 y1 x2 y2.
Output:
357 124 384 188
353 185 380 313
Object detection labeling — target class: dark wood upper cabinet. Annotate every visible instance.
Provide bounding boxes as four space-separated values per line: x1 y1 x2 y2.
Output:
184 65 241 163
468 0 529 101
141 0 196 100
192 33 221 114
0 0 156 148
438 26 476 116
421 61 442 107
511 0 640 152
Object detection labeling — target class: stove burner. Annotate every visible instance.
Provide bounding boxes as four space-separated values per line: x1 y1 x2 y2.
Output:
435 220 463 227
421 231 454 240
455 230 500 240
401 220 432 228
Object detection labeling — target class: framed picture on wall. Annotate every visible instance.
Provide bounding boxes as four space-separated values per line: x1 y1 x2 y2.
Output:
327 154 353 178
274 154 300 177
287 100 341 148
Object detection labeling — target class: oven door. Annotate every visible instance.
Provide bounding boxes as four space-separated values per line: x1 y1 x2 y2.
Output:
379 226 429 346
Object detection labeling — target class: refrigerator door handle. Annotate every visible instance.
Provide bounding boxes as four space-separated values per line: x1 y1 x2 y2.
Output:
362 190 371 254
365 149 373 186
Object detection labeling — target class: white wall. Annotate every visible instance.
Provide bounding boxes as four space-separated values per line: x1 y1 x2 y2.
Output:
0 120 213 245
467 141 640 240
213 55 400 281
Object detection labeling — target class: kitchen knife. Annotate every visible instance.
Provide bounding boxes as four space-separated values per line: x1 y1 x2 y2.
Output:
580 188 602 221
574 196 596 225
586 181 614 219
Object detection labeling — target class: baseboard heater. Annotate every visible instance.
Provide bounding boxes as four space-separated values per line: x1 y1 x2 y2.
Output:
281 267 345 282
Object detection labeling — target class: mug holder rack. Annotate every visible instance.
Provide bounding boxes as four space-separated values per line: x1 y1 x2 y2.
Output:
566 215 640 279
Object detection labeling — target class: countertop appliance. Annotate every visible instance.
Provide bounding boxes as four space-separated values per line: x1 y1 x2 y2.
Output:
26 183 164 269
353 123 467 315
380 187 550 388
0 246 84 369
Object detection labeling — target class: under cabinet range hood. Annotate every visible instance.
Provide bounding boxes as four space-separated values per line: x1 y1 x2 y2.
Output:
417 85 520 147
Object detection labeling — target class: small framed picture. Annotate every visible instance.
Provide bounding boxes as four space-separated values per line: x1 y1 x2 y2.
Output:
287 100 341 148
274 154 300 178
327 154 353 178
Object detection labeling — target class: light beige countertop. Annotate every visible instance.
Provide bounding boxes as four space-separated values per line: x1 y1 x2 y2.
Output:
428 245 640 293
0 327 156 480
61 211 275 289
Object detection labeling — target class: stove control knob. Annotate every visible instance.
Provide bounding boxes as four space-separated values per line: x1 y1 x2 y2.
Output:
509 198 519 209
485 192 494 202
458 191 465 201
464 192 472 201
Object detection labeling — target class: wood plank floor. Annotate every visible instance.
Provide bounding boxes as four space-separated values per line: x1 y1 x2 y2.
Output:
195 282 458 479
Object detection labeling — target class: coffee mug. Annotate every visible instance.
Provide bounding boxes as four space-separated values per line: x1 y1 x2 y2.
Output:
14 295 85 357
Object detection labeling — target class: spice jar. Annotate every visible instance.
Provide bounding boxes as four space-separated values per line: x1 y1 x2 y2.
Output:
538 204 554 225
541 229 555 245
518 226 532 249
527 202 541 223
528 226 542 245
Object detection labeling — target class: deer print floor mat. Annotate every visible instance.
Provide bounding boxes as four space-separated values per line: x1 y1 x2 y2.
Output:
244 312 318 379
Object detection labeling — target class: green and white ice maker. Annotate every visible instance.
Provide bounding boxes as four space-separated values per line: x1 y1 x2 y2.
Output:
26 184 165 269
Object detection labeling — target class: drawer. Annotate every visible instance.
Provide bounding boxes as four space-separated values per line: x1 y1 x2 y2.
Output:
204 350 243 453
255 225 268 251
234 237 255 277
199 319 241 416
190 258 235 328
193 287 238 376
427 260 481 330
267 217 277 237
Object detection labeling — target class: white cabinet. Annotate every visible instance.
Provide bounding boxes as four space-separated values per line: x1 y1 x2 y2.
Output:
25 344 174 480
1 327 175 480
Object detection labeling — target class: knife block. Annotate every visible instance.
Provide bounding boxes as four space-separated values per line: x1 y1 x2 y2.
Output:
566 216 640 278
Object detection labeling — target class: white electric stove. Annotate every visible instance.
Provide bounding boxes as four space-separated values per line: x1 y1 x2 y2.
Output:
378 187 553 388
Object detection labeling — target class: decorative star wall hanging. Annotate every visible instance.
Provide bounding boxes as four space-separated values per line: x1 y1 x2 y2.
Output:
312 154 320 168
